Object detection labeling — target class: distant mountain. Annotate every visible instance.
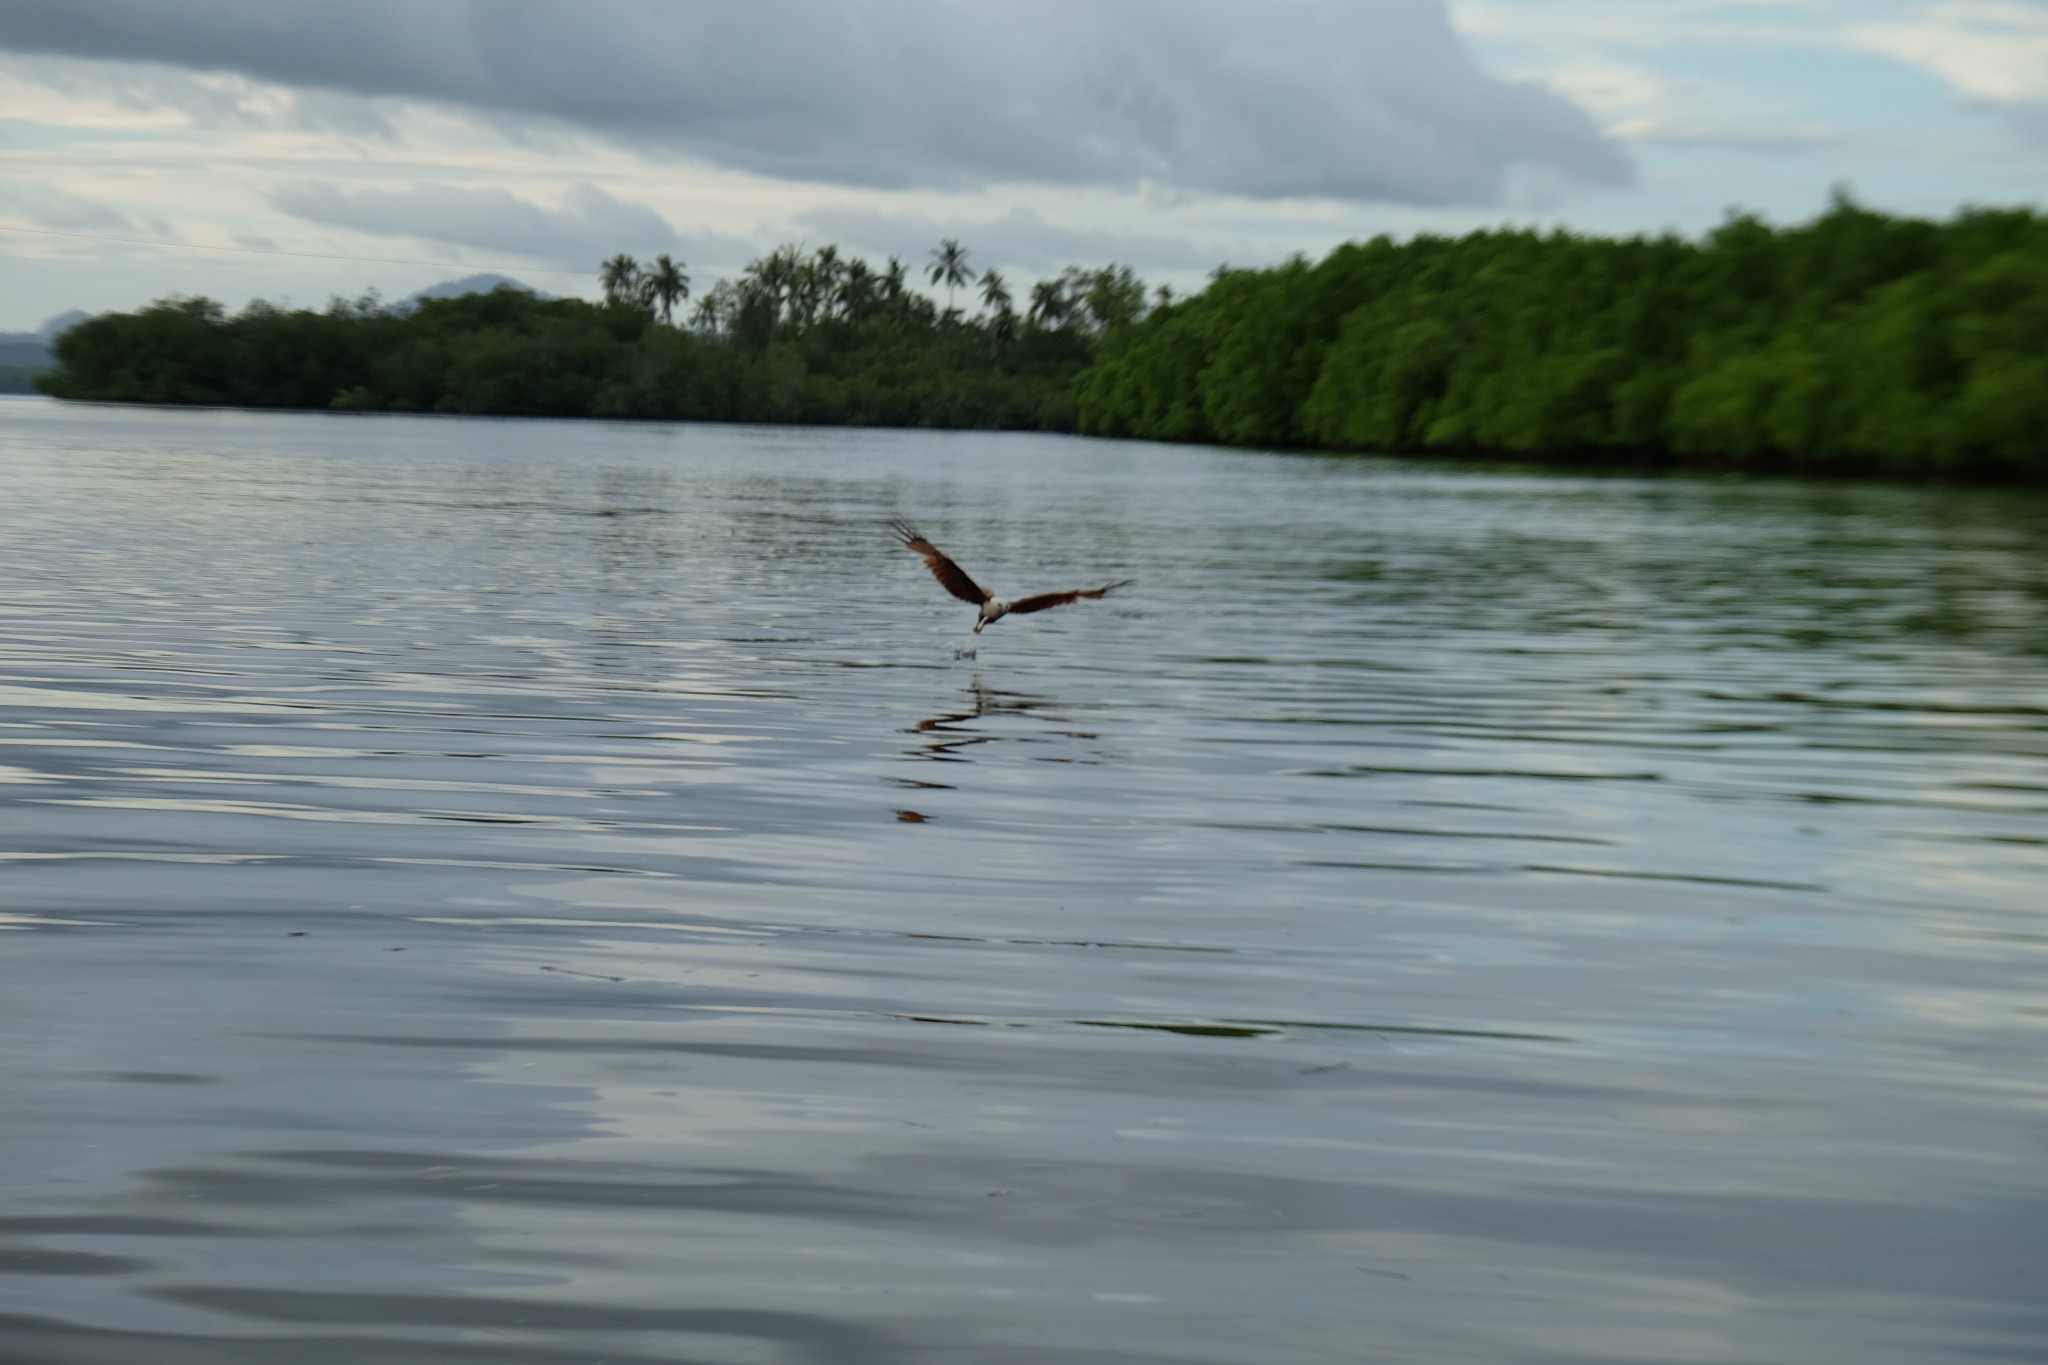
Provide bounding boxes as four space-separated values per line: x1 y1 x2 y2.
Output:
0 310 92 370
36 310 90 341
402 274 548 308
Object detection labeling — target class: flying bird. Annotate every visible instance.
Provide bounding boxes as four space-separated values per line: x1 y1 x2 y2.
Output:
892 519 1130 633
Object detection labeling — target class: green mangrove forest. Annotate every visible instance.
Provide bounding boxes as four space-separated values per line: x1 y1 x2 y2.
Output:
37 197 2048 477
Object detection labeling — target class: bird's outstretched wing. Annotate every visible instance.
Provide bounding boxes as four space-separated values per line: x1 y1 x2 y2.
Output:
891 519 991 605
1007 580 1133 615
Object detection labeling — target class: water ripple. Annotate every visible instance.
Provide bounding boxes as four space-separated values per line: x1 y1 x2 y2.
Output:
1 401 2043 1364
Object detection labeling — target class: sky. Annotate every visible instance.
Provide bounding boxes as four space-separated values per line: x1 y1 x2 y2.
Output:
1 0 2044 331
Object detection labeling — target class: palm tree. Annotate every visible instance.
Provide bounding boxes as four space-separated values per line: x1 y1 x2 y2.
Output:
1028 278 1069 329
744 245 803 331
1082 264 1146 334
837 258 877 322
600 253 641 307
794 250 840 327
928 238 971 314
646 254 690 325
689 288 726 336
989 306 1017 354
872 256 912 326
978 268 1011 318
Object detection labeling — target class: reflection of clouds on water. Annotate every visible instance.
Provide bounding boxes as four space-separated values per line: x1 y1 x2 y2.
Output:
0 919 606 1355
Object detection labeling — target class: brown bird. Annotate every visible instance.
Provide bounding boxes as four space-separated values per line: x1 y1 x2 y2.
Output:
892 519 1130 633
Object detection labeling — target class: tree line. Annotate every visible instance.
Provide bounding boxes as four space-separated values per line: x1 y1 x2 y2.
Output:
1081 192 2048 477
37 197 2048 477
40 239 1153 433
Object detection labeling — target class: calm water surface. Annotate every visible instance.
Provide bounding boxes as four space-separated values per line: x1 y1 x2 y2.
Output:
1 396 2043 1364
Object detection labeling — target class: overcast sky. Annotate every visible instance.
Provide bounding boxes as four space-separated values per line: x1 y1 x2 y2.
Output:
1 0 2043 330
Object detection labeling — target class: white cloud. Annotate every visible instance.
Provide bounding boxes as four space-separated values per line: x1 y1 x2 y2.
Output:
791 205 1231 277
0 49 393 136
0 181 179 245
268 181 751 267
1850 2 2048 105
1850 2 2048 152
0 183 143 232
2 0 2040 333
1613 122 1848 157
0 0 1630 206
1448 0 1854 170
1540 57 1678 121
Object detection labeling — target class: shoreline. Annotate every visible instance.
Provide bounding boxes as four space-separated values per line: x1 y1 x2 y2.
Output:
19 391 2041 488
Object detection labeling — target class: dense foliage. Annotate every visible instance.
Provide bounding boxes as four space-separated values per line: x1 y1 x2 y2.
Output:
37 198 2048 476
1080 194 2048 477
39 245 1136 433
0 365 38 394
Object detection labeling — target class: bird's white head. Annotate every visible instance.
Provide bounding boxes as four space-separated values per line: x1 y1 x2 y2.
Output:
974 599 1009 633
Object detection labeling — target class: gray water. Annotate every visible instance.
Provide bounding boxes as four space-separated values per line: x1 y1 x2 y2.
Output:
1 395 2043 1365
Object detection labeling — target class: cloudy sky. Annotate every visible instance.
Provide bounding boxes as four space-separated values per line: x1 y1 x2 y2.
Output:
1 0 2043 331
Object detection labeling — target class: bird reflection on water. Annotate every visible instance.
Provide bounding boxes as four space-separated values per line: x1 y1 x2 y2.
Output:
905 678 1083 763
